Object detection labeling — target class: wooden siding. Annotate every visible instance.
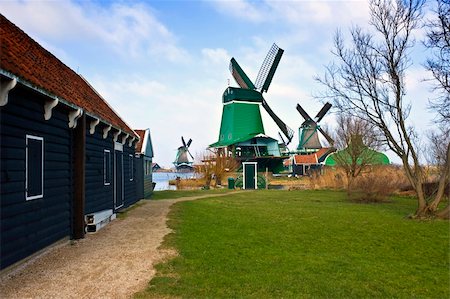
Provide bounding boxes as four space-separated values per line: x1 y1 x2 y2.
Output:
135 156 144 200
1 86 140 270
1 87 72 269
84 125 114 214
143 177 153 199
122 145 138 208
143 157 153 199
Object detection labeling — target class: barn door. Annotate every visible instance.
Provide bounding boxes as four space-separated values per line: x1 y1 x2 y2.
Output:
243 162 257 190
114 143 124 209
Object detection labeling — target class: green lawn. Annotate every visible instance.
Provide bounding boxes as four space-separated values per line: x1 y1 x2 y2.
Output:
136 190 449 299
151 188 233 200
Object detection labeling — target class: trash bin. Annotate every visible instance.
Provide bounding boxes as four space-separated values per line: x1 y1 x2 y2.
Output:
228 177 235 189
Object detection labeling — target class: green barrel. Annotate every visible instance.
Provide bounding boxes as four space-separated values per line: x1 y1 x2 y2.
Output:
228 177 235 189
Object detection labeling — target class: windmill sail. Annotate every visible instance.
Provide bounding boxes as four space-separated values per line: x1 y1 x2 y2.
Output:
230 58 256 90
317 126 334 145
315 102 332 122
255 44 284 93
296 104 312 121
261 99 294 144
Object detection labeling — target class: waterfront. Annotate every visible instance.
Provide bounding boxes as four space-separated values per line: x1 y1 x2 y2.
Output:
153 172 197 191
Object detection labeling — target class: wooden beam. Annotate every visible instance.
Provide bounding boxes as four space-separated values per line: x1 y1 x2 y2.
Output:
44 98 59 120
89 118 100 134
103 125 112 139
68 108 82 128
121 133 129 145
0 78 17 106
72 113 86 239
113 129 121 142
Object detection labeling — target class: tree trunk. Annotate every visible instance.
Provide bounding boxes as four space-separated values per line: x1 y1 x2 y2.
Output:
428 142 450 212
346 175 354 199
436 205 450 219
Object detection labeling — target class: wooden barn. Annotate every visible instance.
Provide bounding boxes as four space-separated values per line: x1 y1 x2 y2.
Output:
286 148 335 176
0 15 142 270
135 129 154 199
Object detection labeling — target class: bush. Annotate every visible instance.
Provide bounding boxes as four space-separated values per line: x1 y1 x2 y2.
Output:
350 166 410 202
308 166 411 202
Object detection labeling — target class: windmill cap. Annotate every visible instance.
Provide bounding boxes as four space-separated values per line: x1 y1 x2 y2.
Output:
222 87 263 104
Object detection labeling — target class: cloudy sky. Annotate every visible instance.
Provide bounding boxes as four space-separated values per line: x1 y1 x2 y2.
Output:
1 0 436 167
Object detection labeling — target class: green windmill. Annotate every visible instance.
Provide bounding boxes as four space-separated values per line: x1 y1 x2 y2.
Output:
210 44 294 168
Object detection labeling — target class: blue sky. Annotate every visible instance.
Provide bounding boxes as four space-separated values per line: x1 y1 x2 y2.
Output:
1 0 436 167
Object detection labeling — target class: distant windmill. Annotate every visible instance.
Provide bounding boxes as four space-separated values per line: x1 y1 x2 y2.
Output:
173 136 194 172
296 103 334 151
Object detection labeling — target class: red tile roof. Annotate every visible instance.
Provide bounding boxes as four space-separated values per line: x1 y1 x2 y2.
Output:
0 14 137 138
134 129 145 152
315 148 331 160
294 153 318 164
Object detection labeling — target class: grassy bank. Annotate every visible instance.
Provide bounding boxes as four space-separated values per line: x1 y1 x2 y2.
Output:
151 188 233 200
136 190 449 298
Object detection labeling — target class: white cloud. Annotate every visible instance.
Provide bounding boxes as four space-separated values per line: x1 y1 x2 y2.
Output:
212 0 266 23
1 0 188 62
210 0 370 26
202 48 230 65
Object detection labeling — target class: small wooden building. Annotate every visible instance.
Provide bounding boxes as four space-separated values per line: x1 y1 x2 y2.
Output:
151 163 161 172
135 129 154 199
0 15 142 270
290 148 335 176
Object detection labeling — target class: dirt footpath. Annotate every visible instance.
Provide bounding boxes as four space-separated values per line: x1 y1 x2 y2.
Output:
0 194 228 299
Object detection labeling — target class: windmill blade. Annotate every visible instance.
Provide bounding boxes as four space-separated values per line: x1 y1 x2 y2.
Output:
296 104 313 121
317 126 335 145
188 150 194 160
186 138 192 147
181 136 186 147
315 102 332 123
255 43 284 93
261 99 294 144
229 58 256 90
278 132 287 145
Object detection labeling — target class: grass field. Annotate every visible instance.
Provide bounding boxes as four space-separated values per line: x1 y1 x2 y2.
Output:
151 189 233 200
136 190 449 298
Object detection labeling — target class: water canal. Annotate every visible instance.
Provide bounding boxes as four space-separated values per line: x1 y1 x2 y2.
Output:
152 172 197 191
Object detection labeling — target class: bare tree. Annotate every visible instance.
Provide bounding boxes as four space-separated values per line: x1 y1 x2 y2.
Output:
197 150 239 188
332 114 382 198
425 0 450 123
317 0 449 218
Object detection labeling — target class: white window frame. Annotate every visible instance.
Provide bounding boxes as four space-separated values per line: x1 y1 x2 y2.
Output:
104 149 111 185
129 154 134 181
26 134 44 200
242 162 258 190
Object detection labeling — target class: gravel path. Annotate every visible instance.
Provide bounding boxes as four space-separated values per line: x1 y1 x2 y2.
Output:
0 193 229 299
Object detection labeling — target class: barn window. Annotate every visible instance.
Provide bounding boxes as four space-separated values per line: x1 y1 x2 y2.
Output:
104 149 111 185
129 154 134 181
26 135 44 200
